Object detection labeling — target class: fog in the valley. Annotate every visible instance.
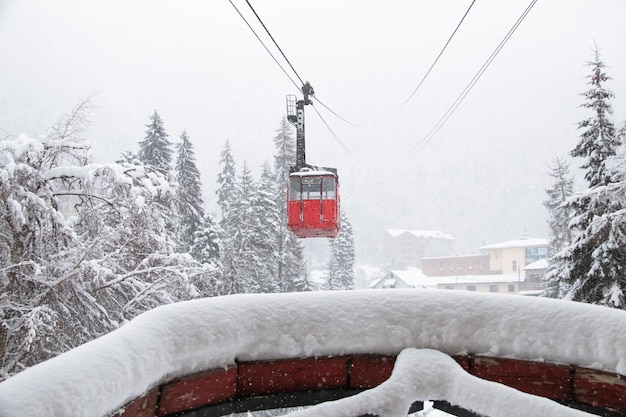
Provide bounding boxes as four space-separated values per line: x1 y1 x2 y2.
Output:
1 0 625 264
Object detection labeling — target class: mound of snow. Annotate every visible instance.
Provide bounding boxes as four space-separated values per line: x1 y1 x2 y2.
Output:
283 348 592 417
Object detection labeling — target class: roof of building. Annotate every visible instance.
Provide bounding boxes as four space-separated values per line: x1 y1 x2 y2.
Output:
422 253 489 260
371 269 525 288
390 269 428 286
370 269 427 288
480 236 548 250
385 229 454 240
524 258 549 270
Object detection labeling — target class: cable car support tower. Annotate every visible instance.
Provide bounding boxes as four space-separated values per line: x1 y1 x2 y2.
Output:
286 83 327 173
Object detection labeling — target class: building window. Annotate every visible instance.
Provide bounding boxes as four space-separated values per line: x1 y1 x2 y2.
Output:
489 284 499 293
508 284 515 292
526 246 548 265
445 285 454 290
512 260 517 272
467 285 476 292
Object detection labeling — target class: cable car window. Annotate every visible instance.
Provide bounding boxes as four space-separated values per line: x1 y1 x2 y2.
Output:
290 174 336 200
302 177 321 199
289 176 301 200
322 177 336 199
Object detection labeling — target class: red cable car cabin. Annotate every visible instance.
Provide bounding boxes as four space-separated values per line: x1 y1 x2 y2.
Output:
287 170 340 238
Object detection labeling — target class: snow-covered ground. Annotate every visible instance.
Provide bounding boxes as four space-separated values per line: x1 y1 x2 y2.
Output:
1 289 625 417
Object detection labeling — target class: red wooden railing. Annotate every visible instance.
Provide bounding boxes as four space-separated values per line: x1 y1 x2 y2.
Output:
116 353 626 417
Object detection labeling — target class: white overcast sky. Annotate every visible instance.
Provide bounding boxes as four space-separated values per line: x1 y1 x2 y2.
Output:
1 0 625 256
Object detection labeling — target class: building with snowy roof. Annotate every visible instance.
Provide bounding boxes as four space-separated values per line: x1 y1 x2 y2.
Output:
479 236 549 275
369 269 428 289
419 235 549 278
374 233 551 294
377 232 550 293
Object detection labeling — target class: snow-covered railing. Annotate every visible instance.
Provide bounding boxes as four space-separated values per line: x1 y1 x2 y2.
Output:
0 290 625 417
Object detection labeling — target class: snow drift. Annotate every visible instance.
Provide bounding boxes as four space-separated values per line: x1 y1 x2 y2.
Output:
283 348 592 417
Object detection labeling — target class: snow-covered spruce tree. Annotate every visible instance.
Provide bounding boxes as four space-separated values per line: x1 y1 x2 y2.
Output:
216 140 237 226
572 53 621 189
138 110 176 237
220 162 259 294
544 156 574 253
251 163 281 293
175 130 205 253
221 161 283 294
138 110 174 178
325 211 355 290
272 118 307 292
188 210 223 297
190 212 222 268
215 141 239 293
544 48 626 307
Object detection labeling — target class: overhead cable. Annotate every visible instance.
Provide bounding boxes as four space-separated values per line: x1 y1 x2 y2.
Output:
243 0 306 87
237 0 357 126
400 0 477 108
228 0 358 155
313 96 359 127
311 104 359 162
227 0 301 91
407 0 538 158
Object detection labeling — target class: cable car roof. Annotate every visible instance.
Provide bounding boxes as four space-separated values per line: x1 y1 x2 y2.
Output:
289 170 337 177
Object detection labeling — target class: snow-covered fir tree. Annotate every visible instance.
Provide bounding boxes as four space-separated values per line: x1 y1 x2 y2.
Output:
544 156 574 253
188 211 223 296
216 140 237 225
251 163 281 293
138 110 173 178
544 49 626 308
137 110 175 232
571 51 621 188
220 162 258 293
325 211 355 290
190 212 222 268
175 130 205 252
215 141 239 294
271 118 307 291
